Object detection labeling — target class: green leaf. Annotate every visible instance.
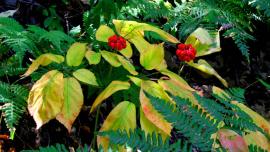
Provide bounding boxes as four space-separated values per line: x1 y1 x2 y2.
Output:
28 70 64 129
90 81 130 112
140 43 164 70
257 78 270 90
100 50 121 67
66 42 87 66
187 59 228 87
85 49 101 65
72 69 98 86
95 25 115 42
56 77 83 132
97 101 136 150
23 53 64 77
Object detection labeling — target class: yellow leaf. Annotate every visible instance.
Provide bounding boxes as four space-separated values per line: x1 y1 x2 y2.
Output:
66 42 87 66
73 69 98 86
90 81 130 112
28 70 64 129
155 60 167 71
85 49 101 65
100 50 121 67
140 108 168 140
96 25 115 42
56 77 83 132
23 53 64 77
117 55 138 75
140 43 164 70
129 36 150 53
244 131 270 151
140 89 172 136
119 41 132 58
187 59 228 87
141 80 171 102
113 20 179 43
98 101 136 150
128 76 142 87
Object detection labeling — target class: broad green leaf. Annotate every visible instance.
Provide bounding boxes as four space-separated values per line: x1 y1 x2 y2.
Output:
85 50 101 65
117 55 138 75
97 101 136 150
185 28 221 57
187 59 228 87
128 76 142 87
95 25 115 42
119 41 132 58
73 69 98 86
217 129 248 152
56 77 83 132
100 50 121 67
140 89 172 136
66 42 87 66
23 53 64 77
140 108 168 140
244 131 270 150
90 81 130 112
28 70 64 129
113 20 179 43
140 43 164 70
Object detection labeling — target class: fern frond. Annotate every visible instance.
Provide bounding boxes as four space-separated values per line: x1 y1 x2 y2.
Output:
248 144 268 152
0 17 24 32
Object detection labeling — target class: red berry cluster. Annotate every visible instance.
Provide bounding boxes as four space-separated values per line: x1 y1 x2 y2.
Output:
176 44 196 62
108 35 127 51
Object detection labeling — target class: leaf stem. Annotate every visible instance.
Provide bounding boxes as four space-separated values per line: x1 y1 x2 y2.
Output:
91 105 101 149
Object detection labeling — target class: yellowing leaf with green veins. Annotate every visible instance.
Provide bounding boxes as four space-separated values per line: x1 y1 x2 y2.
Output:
140 89 172 136
117 55 138 75
129 36 150 53
28 70 64 129
73 69 98 86
97 101 136 150
100 51 121 67
95 25 115 42
66 42 87 66
155 60 167 71
141 80 171 102
85 50 101 65
56 77 83 132
140 43 164 70
160 69 194 91
90 81 130 112
185 28 221 57
140 108 168 140
244 131 270 150
128 76 142 87
187 59 228 87
119 41 132 58
113 20 179 43
23 53 64 77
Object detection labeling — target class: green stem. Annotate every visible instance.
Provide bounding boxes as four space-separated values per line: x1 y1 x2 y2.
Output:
91 105 101 149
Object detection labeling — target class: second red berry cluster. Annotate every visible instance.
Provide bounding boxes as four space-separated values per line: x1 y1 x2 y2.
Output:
108 35 127 51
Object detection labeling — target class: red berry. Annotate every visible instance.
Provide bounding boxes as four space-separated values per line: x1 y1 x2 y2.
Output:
176 44 196 62
108 35 127 51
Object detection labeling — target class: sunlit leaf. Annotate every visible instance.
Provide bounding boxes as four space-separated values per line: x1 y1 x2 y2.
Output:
244 131 270 150
140 43 164 70
113 20 179 43
140 89 172 136
140 108 168 140
119 41 133 58
23 53 64 77
128 76 142 87
85 49 101 65
28 70 64 129
56 77 83 132
98 101 136 150
185 28 221 57
90 81 130 112
100 50 121 67
73 69 98 86
95 25 115 42
66 42 87 66
187 59 228 87
217 129 248 152
117 55 138 75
